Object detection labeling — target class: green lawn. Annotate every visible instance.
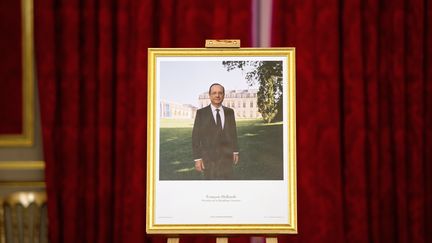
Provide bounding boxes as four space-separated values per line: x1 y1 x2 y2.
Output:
159 119 284 180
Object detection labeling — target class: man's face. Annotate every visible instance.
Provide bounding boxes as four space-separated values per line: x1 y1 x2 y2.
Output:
209 85 224 107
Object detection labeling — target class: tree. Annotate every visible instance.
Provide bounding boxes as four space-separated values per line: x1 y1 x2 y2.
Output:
222 61 283 123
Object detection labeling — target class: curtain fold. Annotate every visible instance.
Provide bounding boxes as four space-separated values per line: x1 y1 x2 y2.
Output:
272 0 431 242
34 0 252 242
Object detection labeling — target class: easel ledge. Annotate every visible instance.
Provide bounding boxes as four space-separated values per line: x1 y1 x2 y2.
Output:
167 237 278 243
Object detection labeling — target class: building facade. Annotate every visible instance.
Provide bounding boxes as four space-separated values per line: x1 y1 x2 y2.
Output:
160 100 197 119
198 89 262 119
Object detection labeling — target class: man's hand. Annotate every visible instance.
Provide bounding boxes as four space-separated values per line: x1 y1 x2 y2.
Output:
233 153 239 164
195 159 205 172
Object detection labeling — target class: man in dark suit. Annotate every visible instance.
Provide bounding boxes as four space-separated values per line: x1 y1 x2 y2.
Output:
192 83 239 180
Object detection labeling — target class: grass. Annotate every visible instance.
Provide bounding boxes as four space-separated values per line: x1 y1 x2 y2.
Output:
159 119 284 180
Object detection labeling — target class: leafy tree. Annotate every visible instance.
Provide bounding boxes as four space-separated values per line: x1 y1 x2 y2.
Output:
222 61 283 123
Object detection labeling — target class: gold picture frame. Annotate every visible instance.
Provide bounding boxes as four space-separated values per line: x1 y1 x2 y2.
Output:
0 0 35 147
146 48 297 234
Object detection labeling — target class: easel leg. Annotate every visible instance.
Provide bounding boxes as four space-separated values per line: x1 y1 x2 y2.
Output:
216 237 228 243
167 238 179 243
266 237 278 243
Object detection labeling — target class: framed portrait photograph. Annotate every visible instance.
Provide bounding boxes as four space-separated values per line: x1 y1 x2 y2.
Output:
146 48 297 234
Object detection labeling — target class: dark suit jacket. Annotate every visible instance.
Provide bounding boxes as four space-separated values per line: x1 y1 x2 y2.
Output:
192 105 238 163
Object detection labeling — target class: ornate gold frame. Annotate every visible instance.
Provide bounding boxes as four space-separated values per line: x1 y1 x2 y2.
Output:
0 0 35 147
146 48 297 234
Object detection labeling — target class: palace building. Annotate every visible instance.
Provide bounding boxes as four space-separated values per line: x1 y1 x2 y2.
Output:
160 100 197 119
161 89 262 120
198 89 262 119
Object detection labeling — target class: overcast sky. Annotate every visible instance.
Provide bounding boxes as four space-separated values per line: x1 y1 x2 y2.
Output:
159 60 258 107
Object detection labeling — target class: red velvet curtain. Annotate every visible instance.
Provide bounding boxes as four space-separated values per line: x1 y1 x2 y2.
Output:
273 0 432 242
35 0 251 242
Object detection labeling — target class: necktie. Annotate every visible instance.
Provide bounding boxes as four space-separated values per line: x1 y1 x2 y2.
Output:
216 109 222 130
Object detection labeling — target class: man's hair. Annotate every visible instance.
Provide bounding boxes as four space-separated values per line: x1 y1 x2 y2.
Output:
208 83 225 94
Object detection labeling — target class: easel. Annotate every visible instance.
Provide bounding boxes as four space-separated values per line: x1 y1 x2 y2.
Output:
165 39 279 243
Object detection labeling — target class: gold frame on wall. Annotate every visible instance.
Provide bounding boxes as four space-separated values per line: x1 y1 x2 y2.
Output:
0 0 35 147
146 48 297 234
0 161 44 170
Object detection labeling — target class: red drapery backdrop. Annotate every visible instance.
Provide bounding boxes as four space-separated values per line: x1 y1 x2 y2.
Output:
273 0 432 242
34 0 432 242
35 0 252 242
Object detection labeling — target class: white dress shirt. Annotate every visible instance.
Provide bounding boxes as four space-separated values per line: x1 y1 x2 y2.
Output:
210 104 225 129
